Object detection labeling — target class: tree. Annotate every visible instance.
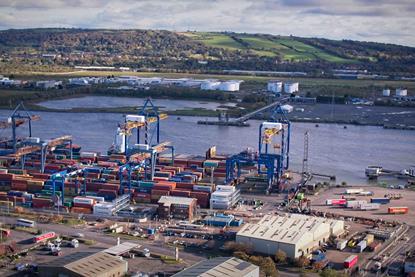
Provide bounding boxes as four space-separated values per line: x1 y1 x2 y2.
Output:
260 257 279 277
274 250 287 264
295 256 310 268
233 251 249 261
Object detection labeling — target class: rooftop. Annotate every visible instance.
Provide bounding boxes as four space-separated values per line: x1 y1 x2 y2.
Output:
158 195 196 206
39 251 127 276
237 214 343 244
103 242 141 256
172 257 258 277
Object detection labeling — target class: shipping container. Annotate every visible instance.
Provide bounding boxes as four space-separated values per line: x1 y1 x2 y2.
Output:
344 255 358 269
356 240 367 253
336 239 348 250
358 203 380 210
365 234 374 245
326 199 346 206
33 232 56 243
370 198 390 204
388 207 409 214
345 188 364 194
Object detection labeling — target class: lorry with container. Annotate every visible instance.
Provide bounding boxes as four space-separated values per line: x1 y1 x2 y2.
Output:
33 232 56 243
345 188 364 194
344 255 358 269
370 198 390 204
336 239 348 250
356 240 367 253
388 207 409 214
358 203 380 211
326 199 346 206
346 200 367 208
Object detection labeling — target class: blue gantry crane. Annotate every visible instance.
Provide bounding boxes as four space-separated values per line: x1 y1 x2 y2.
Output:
225 104 291 189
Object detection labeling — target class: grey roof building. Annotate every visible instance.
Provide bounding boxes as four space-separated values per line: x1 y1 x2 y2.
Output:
172 257 259 277
38 251 128 277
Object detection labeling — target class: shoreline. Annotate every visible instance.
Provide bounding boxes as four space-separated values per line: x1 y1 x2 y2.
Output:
1 104 414 130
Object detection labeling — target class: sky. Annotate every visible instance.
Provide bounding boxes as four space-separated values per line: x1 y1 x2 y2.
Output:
0 0 414 46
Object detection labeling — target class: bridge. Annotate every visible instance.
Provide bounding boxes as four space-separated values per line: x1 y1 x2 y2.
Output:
197 98 289 126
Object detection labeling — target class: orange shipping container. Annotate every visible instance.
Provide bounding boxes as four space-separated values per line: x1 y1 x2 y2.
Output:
388 207 408 214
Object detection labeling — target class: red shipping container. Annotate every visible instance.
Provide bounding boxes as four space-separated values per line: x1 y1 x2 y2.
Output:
73 202 93 209
71 207 92 214
176 182 194 190
151 189 170 196
0 174 14 181
332 199 347 205
388 207 408 214
344 255 358 269
101 183 120 191
171 190 191 197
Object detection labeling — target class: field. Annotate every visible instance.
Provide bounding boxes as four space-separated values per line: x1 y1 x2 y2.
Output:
187 32 355 62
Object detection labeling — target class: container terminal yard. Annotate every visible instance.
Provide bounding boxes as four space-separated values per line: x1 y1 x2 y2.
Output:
0 99 414 277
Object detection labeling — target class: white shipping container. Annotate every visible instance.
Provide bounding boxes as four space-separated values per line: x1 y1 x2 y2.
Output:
80 152 97 158
86 196 105 203
345 188 364 194
336 239 348 250
359 203 380 210
326 199 333 205
73 197 95 205
347 200 367 208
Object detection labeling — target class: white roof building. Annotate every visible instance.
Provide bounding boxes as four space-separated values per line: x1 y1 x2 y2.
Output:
236 214 344 258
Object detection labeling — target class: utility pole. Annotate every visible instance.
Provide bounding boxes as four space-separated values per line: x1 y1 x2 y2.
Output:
302 131 309 179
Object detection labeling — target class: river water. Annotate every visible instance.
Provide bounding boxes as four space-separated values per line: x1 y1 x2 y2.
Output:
1 103 414 185
37 96 236 111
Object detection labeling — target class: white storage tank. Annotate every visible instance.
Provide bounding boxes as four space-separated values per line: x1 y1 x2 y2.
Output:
201 80 220 90
396 88 407 96
267 80 283 93
284 82 299 94
382 89 390 97
218 81 241 92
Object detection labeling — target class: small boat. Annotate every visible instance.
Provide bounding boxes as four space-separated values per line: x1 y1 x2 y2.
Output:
344 126 347 129
177 117 181 120
315 124 319 127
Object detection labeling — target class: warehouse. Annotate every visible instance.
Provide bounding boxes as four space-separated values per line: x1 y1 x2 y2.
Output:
236 214 344 259
172 257 259 277
158 196 197 221
38 251 128 277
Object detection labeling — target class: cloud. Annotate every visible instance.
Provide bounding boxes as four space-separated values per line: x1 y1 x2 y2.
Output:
0 0 414 46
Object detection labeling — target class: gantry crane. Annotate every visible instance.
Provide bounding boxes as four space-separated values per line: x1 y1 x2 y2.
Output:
0 102 40 153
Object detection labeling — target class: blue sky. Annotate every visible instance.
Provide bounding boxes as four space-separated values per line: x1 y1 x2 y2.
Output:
0 0 414 46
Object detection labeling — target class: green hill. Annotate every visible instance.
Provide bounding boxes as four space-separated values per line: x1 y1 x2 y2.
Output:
0 28 414 75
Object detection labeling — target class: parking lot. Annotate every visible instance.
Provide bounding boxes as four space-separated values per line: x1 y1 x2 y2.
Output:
309 185 415 226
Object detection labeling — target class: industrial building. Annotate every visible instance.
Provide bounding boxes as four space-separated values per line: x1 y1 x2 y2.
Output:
284 82 299 94
267 80 283 94
210 185 240 210
38 251 128 277
158 196 197 221
236 214 344 258
36 80 62 89
201 80 242 91
172 257 259 277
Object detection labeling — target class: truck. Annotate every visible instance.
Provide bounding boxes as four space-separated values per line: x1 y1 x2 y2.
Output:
344 255 358 269
336 239 348 250
388 207 409 214
356 240 367 253
326 199 346 206
70 239 79 248
33 232 56 243
370 198 390 204
311 250 326 263
359 203 380 211
345 188 364 194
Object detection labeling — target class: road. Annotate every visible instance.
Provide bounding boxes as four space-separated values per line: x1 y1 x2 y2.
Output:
1 217 205 264
363 225 415 276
